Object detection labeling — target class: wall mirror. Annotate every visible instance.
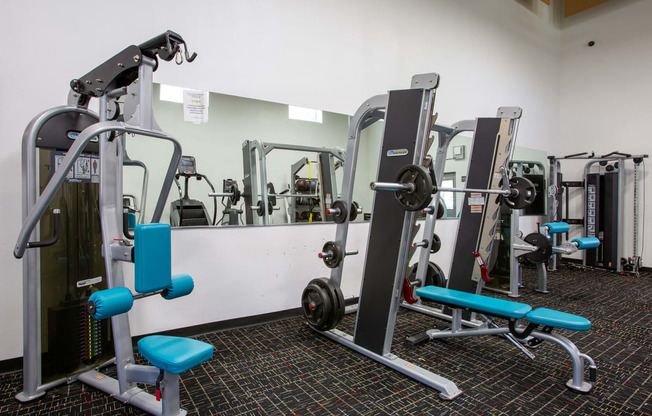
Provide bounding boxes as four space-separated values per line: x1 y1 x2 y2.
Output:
122 85 547 228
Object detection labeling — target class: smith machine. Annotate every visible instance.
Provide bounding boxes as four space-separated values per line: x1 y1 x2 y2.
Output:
301 73 597 398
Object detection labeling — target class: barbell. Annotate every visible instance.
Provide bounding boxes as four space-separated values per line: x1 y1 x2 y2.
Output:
370 164 536 211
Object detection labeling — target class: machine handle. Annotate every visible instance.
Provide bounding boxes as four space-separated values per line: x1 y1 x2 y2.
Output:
23 209 61 251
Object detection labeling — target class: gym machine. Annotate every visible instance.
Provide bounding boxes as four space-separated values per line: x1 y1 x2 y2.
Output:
14 31 214 416
301 74 540 399
548 151 647 274
241 139 346 225
170 155 218 226
486 161 601 296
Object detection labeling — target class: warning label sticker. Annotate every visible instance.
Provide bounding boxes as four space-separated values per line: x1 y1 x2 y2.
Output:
469 193 484 213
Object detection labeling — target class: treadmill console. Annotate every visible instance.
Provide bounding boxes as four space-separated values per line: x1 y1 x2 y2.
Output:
178 155 197 175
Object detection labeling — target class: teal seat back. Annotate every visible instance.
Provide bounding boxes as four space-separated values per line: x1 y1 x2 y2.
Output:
134 223 172 294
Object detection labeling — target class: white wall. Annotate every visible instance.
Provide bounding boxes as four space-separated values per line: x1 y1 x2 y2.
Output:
0 0 561 360
558 0 652 260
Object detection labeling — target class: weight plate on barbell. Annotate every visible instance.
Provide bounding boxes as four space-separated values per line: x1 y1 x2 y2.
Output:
394 164 434 211
505 177 537 210
522 232 553 264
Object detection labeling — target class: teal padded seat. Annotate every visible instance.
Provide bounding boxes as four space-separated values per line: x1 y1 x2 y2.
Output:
526 308 591 331
138 335 214 374
416 286 532 319
572 237 600 250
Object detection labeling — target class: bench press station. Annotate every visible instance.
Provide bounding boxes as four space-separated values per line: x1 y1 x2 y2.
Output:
13 31 213 415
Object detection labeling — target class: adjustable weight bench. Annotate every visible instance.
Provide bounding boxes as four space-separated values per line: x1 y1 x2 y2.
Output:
87 224 213 415
407 285 596 394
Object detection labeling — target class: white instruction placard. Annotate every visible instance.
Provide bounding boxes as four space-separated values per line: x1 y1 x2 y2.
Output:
183 89 209 124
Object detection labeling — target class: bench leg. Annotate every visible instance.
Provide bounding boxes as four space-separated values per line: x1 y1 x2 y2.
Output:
531 330 595 393
535 262 549 294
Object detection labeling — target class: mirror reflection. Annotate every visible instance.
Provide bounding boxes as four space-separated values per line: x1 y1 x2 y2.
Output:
122 84 548 228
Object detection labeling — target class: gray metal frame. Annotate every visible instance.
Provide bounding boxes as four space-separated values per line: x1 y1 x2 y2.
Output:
484 160 546 297
314 74 463 400
241 140 345 225
15 55 191 416
421 308 595 393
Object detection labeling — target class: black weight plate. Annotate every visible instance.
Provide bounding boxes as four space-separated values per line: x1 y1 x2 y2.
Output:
522 232 553 264
437 202 445 219
505 177 537 210
429 262 447 288
394 164 434 211
331 200 348 224
408 262 446 288
314 278 345 330
350 201 359 222
322 241 343 269
256 200 265 216
431 233 442 253
301 282 333 331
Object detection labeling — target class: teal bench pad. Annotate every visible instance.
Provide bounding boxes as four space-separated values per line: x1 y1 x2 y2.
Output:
416 286 532 319
543 222 570 234
138 335 214 374
526 308 591 331
572 237 600 250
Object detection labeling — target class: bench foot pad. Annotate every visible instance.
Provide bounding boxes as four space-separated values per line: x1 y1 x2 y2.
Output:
566 380 592 394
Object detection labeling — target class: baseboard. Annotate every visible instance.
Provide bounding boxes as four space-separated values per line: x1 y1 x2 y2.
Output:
0 357 22 375
132 307 303 342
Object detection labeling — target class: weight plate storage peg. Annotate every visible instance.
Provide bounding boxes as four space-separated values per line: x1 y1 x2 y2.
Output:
394 164 434 211
330 200 348 224
320 241 344 268
522 233 553 264
301 278 344 331
505 177 537 210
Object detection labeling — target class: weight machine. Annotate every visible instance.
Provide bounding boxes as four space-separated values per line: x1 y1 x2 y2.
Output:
240 139 346 225
14 31 213 416
548 151 647 274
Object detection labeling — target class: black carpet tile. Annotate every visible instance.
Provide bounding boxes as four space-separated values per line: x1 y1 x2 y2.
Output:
1 265 650 415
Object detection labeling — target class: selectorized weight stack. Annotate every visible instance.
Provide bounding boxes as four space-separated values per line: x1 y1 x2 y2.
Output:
14 31 214 416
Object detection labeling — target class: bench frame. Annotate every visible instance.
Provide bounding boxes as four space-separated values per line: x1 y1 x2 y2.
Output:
408 294 596 393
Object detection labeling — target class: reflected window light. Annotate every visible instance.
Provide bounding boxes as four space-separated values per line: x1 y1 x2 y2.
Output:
289 105 322 123
159 84 184 103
